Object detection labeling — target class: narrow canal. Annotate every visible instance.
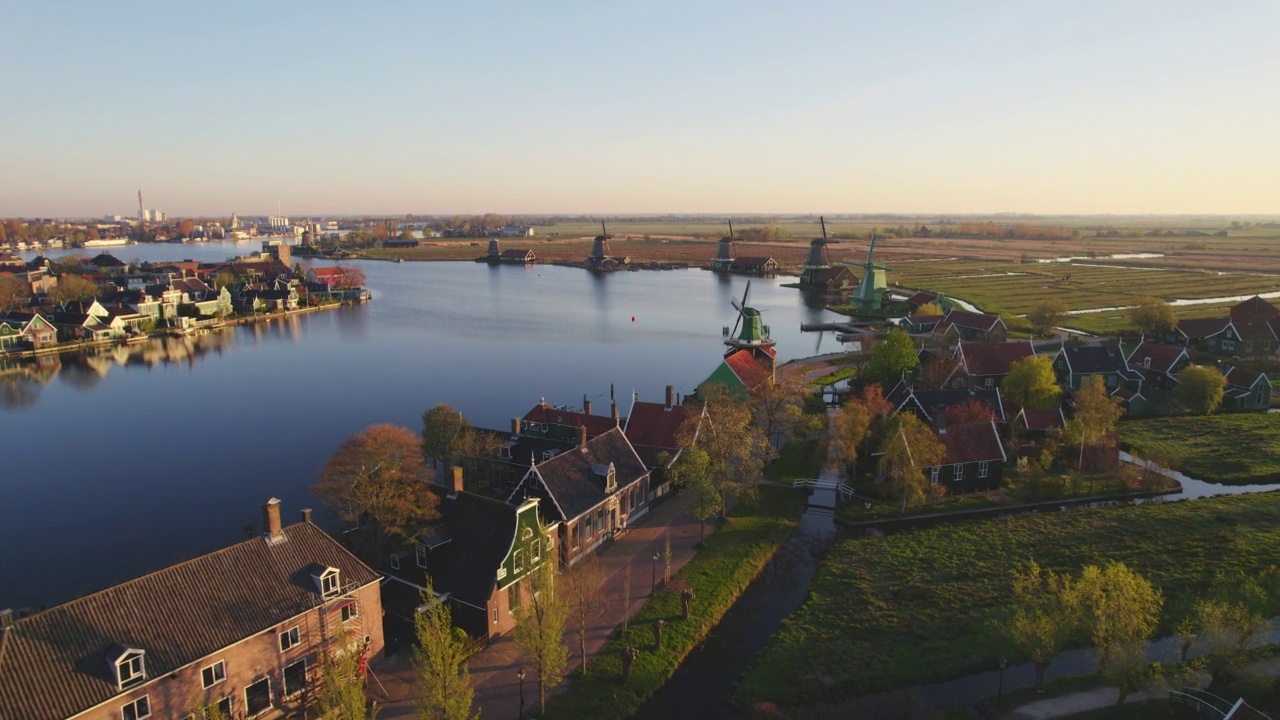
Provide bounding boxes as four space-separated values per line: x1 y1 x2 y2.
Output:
633 501 837 720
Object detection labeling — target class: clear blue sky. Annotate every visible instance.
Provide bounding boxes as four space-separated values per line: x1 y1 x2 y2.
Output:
3 1 1276 217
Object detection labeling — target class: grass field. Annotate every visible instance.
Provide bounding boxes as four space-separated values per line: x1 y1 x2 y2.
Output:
733 492 1280 711
1117 415 1280 484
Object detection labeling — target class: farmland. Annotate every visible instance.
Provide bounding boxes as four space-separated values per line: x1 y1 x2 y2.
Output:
1117 415 1280 484
733 491 1280 711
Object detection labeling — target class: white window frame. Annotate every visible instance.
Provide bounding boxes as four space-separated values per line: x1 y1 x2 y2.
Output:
201 659 226 689
978 461 990 479
513 548 524 573
279 626 301 652
116 651 146 690
531 539 541 563
210 697 232 719
320 569 340 598
341 602 359 623
952 463 963 481
983 377 994 388
929 466 939 485
244 676 272 718
283 658 308 698
416 543 428 568
121 695 151 720
1106 374 1117 387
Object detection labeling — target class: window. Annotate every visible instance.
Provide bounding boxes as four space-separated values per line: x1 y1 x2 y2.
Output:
416 544 428 568
929 466 939 485
210 697 232 719
390 553 401 570
952 464 963 481
121 696 151 720
571 523 580 550
492 606 499 624
531 539 541 563
245 677 271 717
201 660 226 689
116 650 145 689
983 377 994 388
513 548 524 573
320 569 340 598
522 526 533 540
283 659 307 697
596 508 605 535
979 461 990 479
1106 374 1117 387
583 513 593 537
341 602 359 623
279 626 300 652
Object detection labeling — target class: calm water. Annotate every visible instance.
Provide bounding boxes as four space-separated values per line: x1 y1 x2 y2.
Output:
1 242 838 609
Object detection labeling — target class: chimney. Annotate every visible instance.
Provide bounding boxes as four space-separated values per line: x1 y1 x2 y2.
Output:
611 402 619 420
935 410 947 434
300 508 313 524
451 466 464 495
263 498 283 543
0 608 13 629
512 417 522 435
578 424 588 448
665 385 675 409
583 395 592 417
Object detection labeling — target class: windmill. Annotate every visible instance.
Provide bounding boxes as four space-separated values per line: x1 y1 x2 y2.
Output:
723 280 776 351
586 220 621 271
844 233 891 311
800 216 836 286
712 219 736 271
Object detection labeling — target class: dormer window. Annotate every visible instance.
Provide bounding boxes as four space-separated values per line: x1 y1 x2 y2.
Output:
310 566 341 598
606 463 617 493
113 648 146 690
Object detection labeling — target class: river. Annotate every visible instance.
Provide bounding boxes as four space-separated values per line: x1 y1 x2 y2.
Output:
1 241 841 610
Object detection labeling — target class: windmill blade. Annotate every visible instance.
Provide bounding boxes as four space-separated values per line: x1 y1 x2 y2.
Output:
731 311 742 338
742 280 751 310
815 330 824 354
731 297 743 312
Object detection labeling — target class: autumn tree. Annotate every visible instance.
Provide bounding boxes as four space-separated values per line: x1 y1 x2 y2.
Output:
944 397 996 425
1028 297 1069 337
1130 297 1177 338
514 560 570 714
414 577 477 720
878 413 945 513
565 556 606 675
668 446 722 542
333 263 368 290
313 424 437 560
1002 356 1062 411
1075 562 1163 706
1002 561 1079 692
676 386 773 517
0 274 30 311
1064 375 1124 471
49 274 100 306
1176 365 1226 415
829 402 872 478
865 328 920 387
750 370 812 448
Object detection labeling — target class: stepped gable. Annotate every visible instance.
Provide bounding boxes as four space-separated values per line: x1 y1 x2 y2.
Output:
0 522 380 720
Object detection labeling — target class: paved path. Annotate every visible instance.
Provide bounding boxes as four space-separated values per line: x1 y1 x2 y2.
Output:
371 490 710 718
1006 688 1161 719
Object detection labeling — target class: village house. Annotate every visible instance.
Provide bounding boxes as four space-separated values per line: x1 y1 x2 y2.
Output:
1053 344 1146 415
925 419 1007 494
947 341 1035 389
1222 366 1272 411
1011 407 1067 442
886 382 1007 424
507 426 651 567
0 310 57 351
0 500 384 720
729 256 779 275
623 385 704 494
520 397 622 443
381 468 556 641
898 313 945 334
1176 297 1280 358
1125 342 1190 391
902 291 941 312
807 266 858 293
933 309 1008 343
499 248 536 264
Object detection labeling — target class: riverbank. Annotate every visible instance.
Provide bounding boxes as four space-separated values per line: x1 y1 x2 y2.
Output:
1118 415 1280 485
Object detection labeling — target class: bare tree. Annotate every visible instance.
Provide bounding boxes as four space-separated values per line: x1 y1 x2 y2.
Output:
565 556 606 675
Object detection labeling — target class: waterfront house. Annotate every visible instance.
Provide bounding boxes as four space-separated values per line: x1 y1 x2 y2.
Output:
382 469 556 640
947 341 1036 389
499 249 536 264
0 310 57 351
0 321 22 352
925 419 1007 494
507 426 651 567
730 256 779 275
1222 366 1272 411
808 266 858 293
0 500 384 720
933 309 1008 343
699 346 777 400
1125 342 1190 391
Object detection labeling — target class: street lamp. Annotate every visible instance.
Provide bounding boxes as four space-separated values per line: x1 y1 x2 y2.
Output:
517 667 526 719
651 551 660 594
996 656 1007 709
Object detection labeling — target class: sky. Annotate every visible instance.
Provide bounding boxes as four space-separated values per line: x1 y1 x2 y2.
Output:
2 1 1277 217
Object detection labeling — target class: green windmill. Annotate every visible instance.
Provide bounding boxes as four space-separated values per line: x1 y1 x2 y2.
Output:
845 233 891 311
723 280 776 351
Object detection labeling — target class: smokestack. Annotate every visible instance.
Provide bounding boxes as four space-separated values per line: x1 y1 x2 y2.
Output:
300 508 313 524
263 498 283 543
583 395 592 417
512 418 522 435
665 385 675 409
578 424 588 448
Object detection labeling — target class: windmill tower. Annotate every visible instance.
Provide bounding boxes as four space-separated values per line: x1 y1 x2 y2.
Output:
849 234 891 311
800 216 835 286
722 281 776 353
586 221 621 271
712 220 736 272
487 238 501 261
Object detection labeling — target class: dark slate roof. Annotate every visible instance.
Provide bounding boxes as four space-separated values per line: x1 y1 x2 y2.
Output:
936 421 1006 465
89 253 126 267
1233 319 1279 344
904 291 939 307
812 266 857 286
523 403 620 437
499 249 533 259
520 427 648 521
1060 345 1131 375
890 385 1006 423
936 309 1003 333
1231 296 1280 320
1126 342 1187 375
959 341 1034 377
0 521 380 720
1177 316 1231 340
1224 366 1269 390
433 492 519 607
732 256 777 268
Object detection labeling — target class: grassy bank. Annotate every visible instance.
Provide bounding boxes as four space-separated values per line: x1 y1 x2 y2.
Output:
1118 414 1280 484
735 492 1280 711
544 483 805 719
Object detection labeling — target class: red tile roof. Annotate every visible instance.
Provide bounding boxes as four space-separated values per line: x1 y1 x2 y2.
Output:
959 341 1034 377
522 403 620 437
1177 316 1231 340
935 309 1003 334
905 291 939 307
724 348 774 390
309 266 345 277
937 421 1006 465
1016 408 1066 431
1233 319 1279 343
1231 296 1280 321
1125 342 1187 374
1224 365 1268 390
624 401 697 455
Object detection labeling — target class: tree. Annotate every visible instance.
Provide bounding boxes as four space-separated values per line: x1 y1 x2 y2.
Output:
944 397 996 425
750 371 811 448
1028 297 1068 336
0 274 30 311
1064 375 1124 471
829 402 872 477
414 577 477 720
49 274 100 306
1003 561 1079 692
333 263 368 290
177 219 196 238
1130 297 1177 338
668 446 722 543
878 413 946 513
421 404 468 472
565 556 606 675
865 328 920 387
1176 365 1226 415
317 633 377 719
313 424 438 560
1181 570 1270 688
676 386 773 517
1075 562 1163 705
1002 356 1062 411
514 560 569 714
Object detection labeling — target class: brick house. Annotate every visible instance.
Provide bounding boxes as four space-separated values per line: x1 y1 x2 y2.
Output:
623 385 705 495
0 500 384 720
